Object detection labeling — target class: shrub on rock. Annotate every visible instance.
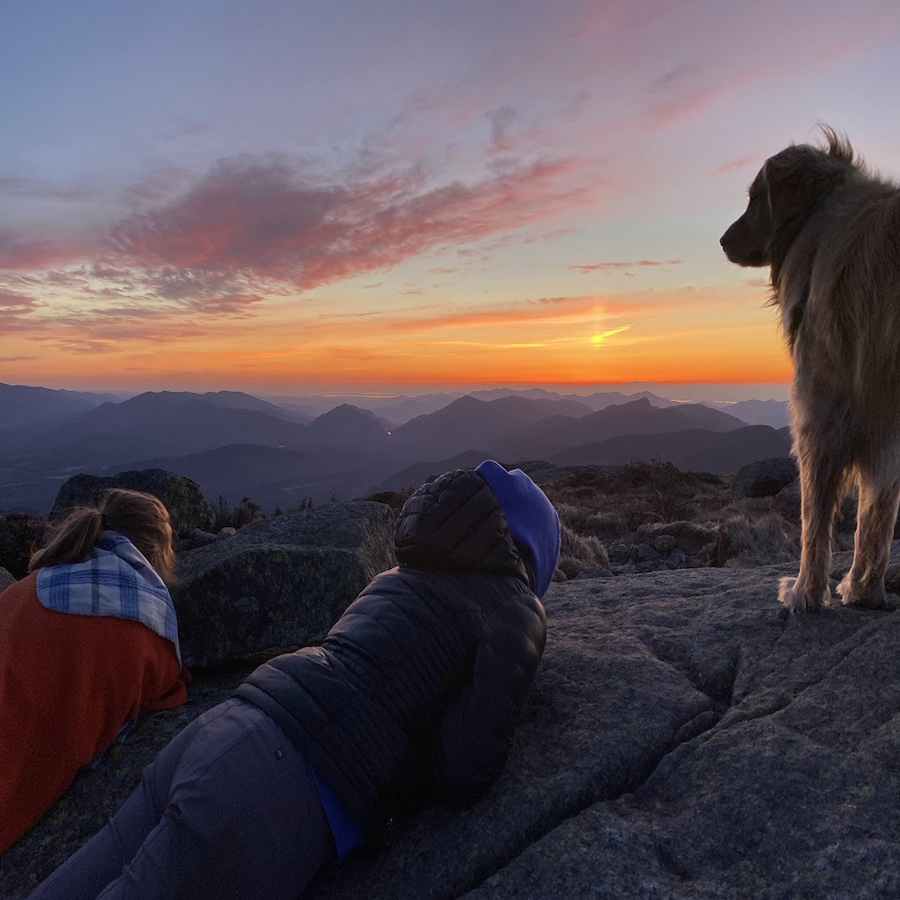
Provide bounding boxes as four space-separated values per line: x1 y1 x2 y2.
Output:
0 514 50 578
556 521 609 581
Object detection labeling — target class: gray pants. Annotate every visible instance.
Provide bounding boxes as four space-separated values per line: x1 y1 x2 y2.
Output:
30 699 334 900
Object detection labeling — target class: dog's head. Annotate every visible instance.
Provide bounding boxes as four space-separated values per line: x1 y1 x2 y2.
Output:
720 129 859 269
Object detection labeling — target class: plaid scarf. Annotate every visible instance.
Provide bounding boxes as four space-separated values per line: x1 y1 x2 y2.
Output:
36 531 181 665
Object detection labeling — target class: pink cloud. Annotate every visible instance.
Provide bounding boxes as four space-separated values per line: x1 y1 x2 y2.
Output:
109 154 595 293
43 305 210 350
0 288 41 331
571 259 681 273
647 78 742 130
713 154 763 176
0 289 38 310
0 227 104 271
0 147 599 328
640 12 900 133
0 236 81 271
487 106 518 153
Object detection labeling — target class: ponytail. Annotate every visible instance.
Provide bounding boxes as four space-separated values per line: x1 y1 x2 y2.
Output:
29 508 104 572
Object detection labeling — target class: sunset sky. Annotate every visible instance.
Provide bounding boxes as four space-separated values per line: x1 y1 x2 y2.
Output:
2 0 899 395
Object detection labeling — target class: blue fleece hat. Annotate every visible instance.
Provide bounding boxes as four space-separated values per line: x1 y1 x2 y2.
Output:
476 460 560 598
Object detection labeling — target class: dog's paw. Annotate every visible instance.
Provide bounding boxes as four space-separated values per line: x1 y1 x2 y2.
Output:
779 576 829 613
837 575 888 610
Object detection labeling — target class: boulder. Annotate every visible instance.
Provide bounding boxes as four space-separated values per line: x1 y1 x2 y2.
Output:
0 567 15 593
50 469 215 535
173 501 397 668
5 543 900 899
635 541 660 561
652 534 677 555
188 528 217 549
732 456 798 499
665 547 688 569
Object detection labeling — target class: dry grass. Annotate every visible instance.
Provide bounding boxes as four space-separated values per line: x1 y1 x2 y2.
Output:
719 513 799 567
557 521 609 579
541 460 811 574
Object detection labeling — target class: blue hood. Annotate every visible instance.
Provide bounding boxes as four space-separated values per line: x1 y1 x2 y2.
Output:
476 460 560 598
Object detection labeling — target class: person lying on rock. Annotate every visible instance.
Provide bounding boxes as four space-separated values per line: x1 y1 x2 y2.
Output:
0 489 190 857
30 460 560 900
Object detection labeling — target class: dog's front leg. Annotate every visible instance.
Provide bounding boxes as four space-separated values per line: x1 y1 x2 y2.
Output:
837 472 900 610
780 432 845 612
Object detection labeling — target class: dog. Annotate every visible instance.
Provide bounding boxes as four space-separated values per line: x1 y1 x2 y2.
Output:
721 127 900 612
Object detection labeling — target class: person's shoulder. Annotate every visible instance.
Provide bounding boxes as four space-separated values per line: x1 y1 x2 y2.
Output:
0 570 41 614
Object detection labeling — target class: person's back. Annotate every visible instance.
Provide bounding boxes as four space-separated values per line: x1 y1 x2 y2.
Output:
0 489 189 856
237 463 555 845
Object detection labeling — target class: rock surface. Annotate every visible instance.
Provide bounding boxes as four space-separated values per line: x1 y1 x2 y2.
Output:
311 543 900 900
0 567 15 593
4 543 900 899
50 469 215 534
174 501 397 668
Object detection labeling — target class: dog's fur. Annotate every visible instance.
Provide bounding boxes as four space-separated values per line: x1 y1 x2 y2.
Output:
721 127 900 612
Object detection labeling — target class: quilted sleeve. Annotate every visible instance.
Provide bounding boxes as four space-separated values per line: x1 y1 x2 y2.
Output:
436 593 547 803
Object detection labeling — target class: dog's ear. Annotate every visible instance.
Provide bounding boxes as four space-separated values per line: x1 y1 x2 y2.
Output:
764 146 851 233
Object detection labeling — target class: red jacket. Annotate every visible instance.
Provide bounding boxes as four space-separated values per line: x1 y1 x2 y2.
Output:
0 571 190 855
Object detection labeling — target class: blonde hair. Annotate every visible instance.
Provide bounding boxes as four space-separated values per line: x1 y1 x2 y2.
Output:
30 489 175 583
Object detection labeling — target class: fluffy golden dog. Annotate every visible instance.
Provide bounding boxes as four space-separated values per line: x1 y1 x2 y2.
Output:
721 127 900 612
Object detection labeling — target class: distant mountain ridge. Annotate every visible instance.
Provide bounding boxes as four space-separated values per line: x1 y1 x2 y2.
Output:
93 390 310 422
0 381 118 430
263 387 675 424
392 394 594 458
469 387 675 411
489 398 747 461
0 381 789 515
306 404 391 444
19 394 310 466
549 424 792 473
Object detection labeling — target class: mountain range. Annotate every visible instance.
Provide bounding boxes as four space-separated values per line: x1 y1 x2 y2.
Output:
0 382 793 516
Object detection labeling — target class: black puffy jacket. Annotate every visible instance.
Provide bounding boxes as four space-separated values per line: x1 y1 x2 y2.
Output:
234 469 548 846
